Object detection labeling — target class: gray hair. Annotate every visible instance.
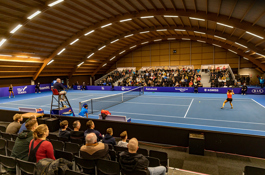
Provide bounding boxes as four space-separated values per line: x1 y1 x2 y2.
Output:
85 133 97 144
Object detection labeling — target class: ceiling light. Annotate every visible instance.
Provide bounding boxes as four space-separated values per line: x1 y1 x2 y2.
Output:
119 50 126 54
216 22 233 28
235 42 247 48
0 39 7 47
182 38 190 40
214 35 226 40
245 50 250 53
87 53 94 58
141 41 149 44
189 17 205 21
47 59 54 65
246 31 264 39
140 31 150 34
102 63 107 67
120 18 132 22
0 54 12 57
256 53 265 57
111 39 119 43
194 31 205 34
10 24 22 34
130 45 137 49
212 44 221 47
124 34 133 38
70 39 79 45
197 40 206 43
168 38 176 40
27 10 41 20
228 49 237 54
156 29 167 32
154 39 162 42
48 0 64 7
110 56 116 61
84 30 94 36
30 57 40 59
77 62 84 67
141 16 154 19
243 57 249 60
175 29 186 31
101 23 112 28
57 48 65 55
164 15 178 18
98 45 106 50
16 56 28 58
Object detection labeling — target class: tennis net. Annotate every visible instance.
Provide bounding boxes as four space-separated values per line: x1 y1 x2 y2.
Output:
79 86 144 114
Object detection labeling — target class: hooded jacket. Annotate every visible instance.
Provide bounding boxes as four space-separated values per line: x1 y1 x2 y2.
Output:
11 130 33 160
119 151 149 172
59 129 70 140
102 134 116 146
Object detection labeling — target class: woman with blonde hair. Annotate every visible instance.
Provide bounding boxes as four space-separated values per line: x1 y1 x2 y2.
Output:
28 124 55 162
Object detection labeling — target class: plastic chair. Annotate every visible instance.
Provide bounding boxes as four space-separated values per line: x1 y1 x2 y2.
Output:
16 159 36 175
50 139 64 151
149 150 168 171
52 88 59 95
109 150 116 162
97 159 120 175
1 132 12 141
7 140 15 156
114 145 127 152
121 170 150 175
138 148 148 156
0 126 6 133
12 134 18 141
48 134 58 140
108 144 113 150
147 157 160 167
65 170 87 175
0 139 6 155
0 154 16 172
65 142 80 156
55 149 74 162
70 138 83 145
59 137 69 142
74 156 96 174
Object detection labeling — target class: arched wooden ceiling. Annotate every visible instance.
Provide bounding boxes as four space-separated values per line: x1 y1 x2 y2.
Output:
0 0 265 79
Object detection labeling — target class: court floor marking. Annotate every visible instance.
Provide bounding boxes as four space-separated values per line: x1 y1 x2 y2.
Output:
98 110 265 126
184 98 194 118
251 99 265 109
92 101 189 107
133 118 265 134
0 95 51 104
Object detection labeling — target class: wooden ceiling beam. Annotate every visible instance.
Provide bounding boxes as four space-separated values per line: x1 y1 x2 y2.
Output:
124 0 140 13
193 0 197 13
113 0 131 14
136 0 148 11
147 0 157 11
240 0 256 22
181 0 187 12
72 1 107 19
252 11 265 26
87 1 115 17
158 0 167 11
99 0 123 15
217 0 222 16
206 0 208 14
228 0 238 19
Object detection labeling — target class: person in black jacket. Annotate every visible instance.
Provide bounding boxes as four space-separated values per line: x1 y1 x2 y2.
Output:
35 82 41 93
241 83 248 95
102 128 116 146
70 120 84 140
53 78 66 101
119 138 166 175
59 120 70 140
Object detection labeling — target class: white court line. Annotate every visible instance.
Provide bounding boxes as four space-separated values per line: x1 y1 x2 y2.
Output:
184 99 194 118
251 99 265 109
1 95 51 104
133 118 265 133
70 95 95 101
91 101 188 107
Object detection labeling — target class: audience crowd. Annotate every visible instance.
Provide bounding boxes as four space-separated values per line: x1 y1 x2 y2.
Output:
4 114 166 175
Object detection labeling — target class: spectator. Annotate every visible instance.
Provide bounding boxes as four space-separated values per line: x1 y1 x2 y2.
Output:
59 120 70 140
102 128 116 146
117 131 128 147
79 104 88 118
188 80 193 87
223 82 228 88
119 138 166 175
28 124 55 162
246 76 250 85
80 133 110 160
194 83 198 93
53 78 67 101
259 77 264 88
241 83 248 95
70 120 84 140
18 115 36 134
6 114 23 134
84 120 102 142
11 120 38 161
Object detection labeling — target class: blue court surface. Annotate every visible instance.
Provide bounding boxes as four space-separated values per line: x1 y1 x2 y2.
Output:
0 90 265 136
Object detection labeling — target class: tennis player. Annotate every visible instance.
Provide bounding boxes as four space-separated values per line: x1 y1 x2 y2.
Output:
79 104 88 118
221 89 234 109
9 84 14 98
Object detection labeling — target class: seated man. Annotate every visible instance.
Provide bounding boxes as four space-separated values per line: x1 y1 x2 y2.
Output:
84 120 102 142
102 128 116 146
18 115 36 134
59 120 70 140
80 133 110 160
70 120 84 140
117 131 128 147
119 138 166 175
6 114 23 134
53 78 67 101
11 120 38 160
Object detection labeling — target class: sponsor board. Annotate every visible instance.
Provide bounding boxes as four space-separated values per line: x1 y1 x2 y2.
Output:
145 88 158 91
175 88 189 92
251 89 264 94
17 86 28 94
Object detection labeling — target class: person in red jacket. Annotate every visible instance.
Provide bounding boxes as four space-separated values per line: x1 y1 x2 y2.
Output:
28 124 55 162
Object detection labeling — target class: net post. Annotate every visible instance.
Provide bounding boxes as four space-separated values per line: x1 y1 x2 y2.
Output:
79 102 82 113
122 94 123 102
91 99 93 114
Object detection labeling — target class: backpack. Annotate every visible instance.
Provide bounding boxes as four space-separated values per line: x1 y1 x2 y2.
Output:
28 140 45 162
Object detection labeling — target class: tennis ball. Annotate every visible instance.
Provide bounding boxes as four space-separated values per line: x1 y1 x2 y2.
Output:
199 101 201 103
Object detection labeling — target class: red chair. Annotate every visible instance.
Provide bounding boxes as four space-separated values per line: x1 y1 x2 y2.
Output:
51 88 59 95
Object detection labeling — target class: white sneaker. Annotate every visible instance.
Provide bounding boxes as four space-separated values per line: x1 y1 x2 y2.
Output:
35 92 37 93
241 93 243 95
244 94 246 95
9 96 10 98
39 92 41 93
